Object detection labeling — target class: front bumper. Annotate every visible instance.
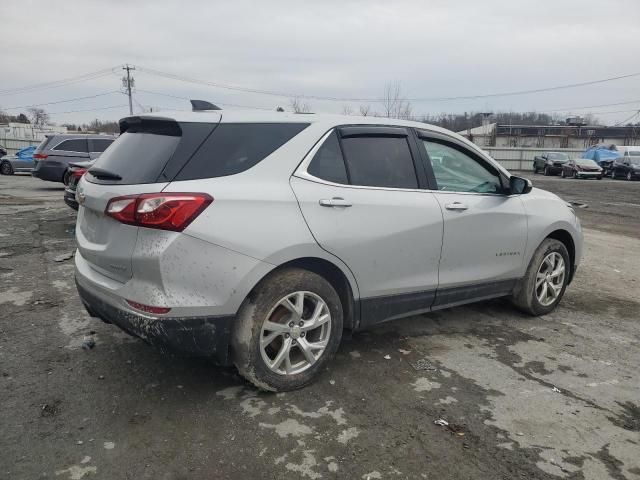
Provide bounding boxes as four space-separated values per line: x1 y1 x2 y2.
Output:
575 171 602 178
76 277 234 365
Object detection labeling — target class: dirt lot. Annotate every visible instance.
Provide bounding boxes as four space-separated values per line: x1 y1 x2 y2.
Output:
1 173 639 480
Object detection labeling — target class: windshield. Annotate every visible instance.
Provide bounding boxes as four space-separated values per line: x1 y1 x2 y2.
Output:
547 152 569 160
577 159 599 167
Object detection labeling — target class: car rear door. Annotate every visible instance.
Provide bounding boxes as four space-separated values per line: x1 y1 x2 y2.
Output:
291 127 443 326
416 130 527 307
76 116 219 283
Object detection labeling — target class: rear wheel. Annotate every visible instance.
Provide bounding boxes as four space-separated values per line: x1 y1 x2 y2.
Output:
232 268 343 391
0 161 13 175
62 169 71 185
511 238 570 316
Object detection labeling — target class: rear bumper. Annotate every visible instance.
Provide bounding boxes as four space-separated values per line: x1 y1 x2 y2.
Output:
32 161 65 182
75 276 234 365
64 188 79 210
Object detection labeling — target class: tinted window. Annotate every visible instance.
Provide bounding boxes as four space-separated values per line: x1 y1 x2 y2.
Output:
89 132 180 184
90 139 114 153
307 131 348 184
423 140 502 193
340 136 417 189
53 139 88 153
175 123 309 180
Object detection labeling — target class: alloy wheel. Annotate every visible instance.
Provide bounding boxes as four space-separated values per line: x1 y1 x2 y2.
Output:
0 162 11 175
535 252 565 307
260 291 331 375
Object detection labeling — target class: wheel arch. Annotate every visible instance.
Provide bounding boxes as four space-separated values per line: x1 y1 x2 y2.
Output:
546 229 576 283
252 257 359 331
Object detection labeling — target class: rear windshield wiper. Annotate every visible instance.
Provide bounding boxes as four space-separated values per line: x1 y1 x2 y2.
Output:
88 168 122 181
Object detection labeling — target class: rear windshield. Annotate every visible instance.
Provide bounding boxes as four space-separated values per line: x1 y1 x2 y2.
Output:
86 119 309 185
36 136 54 151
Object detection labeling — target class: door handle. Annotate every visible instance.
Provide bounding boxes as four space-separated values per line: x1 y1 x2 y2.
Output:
445 202 468 211
319 197 352 208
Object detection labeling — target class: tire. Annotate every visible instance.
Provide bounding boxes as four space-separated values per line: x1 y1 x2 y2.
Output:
597 176 602 180
611 170 616 179
573 171 577 179
627 172 633 181
511 238 570 316
544 166 550 176
560 169 565 178
533 164 538 174
62 170 71 186
0 161 13 175
231 267 343 392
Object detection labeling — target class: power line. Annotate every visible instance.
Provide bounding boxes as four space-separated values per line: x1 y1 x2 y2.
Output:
137 65 640 103
614 110 640 126
2 91 121 110
47 104 129 115
136 88 274 110
0 67 118 96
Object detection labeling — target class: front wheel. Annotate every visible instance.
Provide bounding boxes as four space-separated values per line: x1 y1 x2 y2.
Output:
511 239 570 316
0 161 13 175
544 166 550 176
232 268 343 392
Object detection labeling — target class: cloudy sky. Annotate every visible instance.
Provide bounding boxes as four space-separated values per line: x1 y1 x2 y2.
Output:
2 0 640 126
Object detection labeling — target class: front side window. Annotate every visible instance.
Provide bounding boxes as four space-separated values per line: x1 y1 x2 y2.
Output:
340 136 418 189
53 139 88 153
422 140 502 193
307 131 348 184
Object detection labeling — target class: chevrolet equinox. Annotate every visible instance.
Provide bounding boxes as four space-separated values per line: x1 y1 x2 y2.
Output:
74 105 583 391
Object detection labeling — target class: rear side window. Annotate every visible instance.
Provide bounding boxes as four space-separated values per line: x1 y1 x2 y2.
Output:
36 136 54 151
307 131 348 184
90 139 114 153
340 136 418 189
53 139 88 153
175 123 309 181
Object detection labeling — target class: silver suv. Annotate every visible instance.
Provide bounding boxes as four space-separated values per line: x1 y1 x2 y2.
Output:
32 134 115 183
74 108 582 391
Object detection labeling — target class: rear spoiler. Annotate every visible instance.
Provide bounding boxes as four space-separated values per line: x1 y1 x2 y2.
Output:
119 116 182 136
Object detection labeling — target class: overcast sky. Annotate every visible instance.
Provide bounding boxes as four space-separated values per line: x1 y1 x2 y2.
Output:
2 0 640 126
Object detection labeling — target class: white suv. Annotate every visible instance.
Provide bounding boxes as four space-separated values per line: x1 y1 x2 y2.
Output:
74 106 582 391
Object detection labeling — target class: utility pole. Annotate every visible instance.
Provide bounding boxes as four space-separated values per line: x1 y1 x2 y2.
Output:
122 64 135 115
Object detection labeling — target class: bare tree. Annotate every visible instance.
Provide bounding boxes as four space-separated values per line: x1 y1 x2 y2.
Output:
359 104 371 117
341 105 353 116
27 107 50 128
380 81 412 120
289 97 312 114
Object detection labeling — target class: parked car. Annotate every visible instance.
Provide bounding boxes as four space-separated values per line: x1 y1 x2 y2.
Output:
610 147 640 180
561 158 603 179
74 108 582 391
532 152 570 176
64 160 94 210
0 145 37 175
0 144 6 158
583 144 620 176
32 134 115 184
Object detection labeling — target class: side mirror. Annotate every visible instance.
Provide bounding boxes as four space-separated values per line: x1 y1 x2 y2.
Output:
510 176 532 195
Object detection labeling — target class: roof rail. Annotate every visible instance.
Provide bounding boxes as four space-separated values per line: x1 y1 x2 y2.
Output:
190 100 222 112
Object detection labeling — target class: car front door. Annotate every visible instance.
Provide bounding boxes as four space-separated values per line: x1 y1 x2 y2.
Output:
291 127 443 326
416 131 528 308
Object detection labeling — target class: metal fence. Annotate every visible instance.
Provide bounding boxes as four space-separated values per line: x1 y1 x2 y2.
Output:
0 137 42 156
484 147 584 171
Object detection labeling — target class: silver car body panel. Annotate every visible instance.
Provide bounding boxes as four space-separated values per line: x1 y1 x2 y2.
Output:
74 110 583 328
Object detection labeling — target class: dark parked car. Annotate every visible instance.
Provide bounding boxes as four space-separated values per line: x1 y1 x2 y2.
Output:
560 158 603 179
610 147 640 180
32 134 115 184
64 160 94 210
533 152 570 175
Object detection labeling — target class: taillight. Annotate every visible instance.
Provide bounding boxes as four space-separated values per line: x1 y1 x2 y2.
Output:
126 299 171 315
105 193 212 232
71 168 87 179
34 153 48 160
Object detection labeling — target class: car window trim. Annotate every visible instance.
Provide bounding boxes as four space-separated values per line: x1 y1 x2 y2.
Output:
295 127 428 192
50 138 89 154
415 130 510 195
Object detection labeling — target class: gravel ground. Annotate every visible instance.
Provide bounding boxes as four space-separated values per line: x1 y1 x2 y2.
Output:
1 174 639 480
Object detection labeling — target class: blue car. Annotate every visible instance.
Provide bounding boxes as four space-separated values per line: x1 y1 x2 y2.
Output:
0 145 37 175
583 145 620 175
